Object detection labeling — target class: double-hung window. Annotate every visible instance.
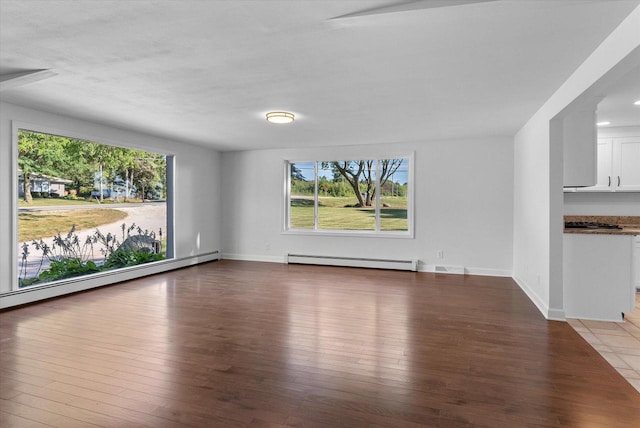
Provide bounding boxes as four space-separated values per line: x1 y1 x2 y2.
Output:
285 156 413 236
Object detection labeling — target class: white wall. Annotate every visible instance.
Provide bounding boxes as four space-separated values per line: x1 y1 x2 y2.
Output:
0 102 222 299
221 137 514 276
513 6 640 320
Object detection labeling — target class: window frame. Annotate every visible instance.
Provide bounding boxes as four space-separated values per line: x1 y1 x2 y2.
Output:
11 120 176 291
283 153 414 238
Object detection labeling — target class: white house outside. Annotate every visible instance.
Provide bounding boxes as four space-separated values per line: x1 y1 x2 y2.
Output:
17 170 72 197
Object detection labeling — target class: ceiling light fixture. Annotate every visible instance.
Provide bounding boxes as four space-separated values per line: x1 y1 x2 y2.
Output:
596 121 611 127
634 100 640 106
266 111 295 124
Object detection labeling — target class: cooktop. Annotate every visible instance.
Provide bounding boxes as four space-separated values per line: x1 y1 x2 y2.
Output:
564 221 622 230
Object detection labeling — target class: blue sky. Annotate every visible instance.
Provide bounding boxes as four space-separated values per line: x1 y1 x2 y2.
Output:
293 159 409 184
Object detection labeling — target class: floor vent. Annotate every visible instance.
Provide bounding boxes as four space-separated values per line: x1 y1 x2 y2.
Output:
433 265 465 275
286 254 418 271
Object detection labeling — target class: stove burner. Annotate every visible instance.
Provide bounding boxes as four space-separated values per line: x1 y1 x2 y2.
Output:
564 221 622 230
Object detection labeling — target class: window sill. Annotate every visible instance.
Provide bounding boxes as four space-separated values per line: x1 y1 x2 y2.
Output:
282 229 414 239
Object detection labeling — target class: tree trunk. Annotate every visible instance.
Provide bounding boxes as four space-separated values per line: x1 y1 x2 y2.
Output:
23 172 33 204
346 179 365 207
99 163 104 203
124 168 129 202
130 170 135 200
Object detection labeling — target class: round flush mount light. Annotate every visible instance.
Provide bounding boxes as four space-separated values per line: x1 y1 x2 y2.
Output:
266 111 295 124
634 100 640 106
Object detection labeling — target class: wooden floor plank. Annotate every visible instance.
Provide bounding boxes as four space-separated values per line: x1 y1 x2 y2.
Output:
1 260 639 427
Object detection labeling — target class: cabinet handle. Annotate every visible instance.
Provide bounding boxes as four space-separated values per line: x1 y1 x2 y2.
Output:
618 176 621 187
608 176 611 187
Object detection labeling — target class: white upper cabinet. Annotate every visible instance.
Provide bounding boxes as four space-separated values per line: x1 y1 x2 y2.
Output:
614 138 640 191
579 137 640 192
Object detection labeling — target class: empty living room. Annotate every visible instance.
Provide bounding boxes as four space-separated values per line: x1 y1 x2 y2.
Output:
1 1 640 427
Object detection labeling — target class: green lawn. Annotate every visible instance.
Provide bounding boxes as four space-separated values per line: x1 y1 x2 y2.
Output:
18 198 97 207
18 209 128 242
290 195 408 231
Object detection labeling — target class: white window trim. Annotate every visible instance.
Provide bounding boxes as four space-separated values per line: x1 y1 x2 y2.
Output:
283 153 415 238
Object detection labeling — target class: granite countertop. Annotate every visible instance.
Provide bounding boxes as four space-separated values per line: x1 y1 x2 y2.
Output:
564 216 640 235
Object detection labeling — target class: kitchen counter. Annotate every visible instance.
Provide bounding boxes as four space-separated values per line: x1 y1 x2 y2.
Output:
564 215 640 235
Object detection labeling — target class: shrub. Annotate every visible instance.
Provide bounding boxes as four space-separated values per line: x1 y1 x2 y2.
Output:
103 248 164 269
35 258 101 283
19 222 165 287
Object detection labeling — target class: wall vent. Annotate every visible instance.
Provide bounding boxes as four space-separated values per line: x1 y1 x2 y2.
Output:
433 265 465 275
286 254 418 272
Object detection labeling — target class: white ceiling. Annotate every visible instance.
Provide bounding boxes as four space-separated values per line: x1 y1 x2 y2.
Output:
596 65 640 128
1 0 639 151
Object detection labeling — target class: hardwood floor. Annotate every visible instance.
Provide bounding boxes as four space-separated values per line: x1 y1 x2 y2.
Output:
1 260 639 427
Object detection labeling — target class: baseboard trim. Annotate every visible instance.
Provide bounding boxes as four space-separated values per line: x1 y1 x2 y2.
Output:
466 267 513 277
547 308 567 321
0 251 221 309
512 274 566 321
417 264 512 277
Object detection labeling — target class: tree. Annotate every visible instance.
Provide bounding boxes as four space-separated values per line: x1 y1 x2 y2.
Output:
131 154 164 200
291 164 306 181
57 138 95 196
18 131 68 203
327 159 404 207
83 143 123 202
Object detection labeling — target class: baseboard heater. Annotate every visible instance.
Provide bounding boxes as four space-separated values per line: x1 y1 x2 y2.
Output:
286 253 418 272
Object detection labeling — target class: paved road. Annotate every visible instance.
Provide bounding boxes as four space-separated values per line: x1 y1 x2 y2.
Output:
18 204 167 281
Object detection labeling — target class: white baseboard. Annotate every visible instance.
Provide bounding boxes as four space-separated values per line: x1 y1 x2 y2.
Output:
418 264 512 277
466 267 513 277
0 251 221 309
512 274 566 321
547 308 567 321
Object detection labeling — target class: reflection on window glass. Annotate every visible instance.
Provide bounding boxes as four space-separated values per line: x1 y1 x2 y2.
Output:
287 157 410 233
17 129 170 289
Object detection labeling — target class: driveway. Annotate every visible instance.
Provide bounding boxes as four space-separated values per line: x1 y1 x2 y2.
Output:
18 204 167 281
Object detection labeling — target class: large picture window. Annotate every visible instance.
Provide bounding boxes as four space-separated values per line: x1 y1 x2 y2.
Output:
286 157 412 235
16 128 173 289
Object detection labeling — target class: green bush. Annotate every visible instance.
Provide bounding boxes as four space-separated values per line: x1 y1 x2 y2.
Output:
103 248 164 269
35 258 101 283
19 223 166 288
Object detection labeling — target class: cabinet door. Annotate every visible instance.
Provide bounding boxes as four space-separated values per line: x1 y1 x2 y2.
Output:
578 139 613 192
613 138 640 192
